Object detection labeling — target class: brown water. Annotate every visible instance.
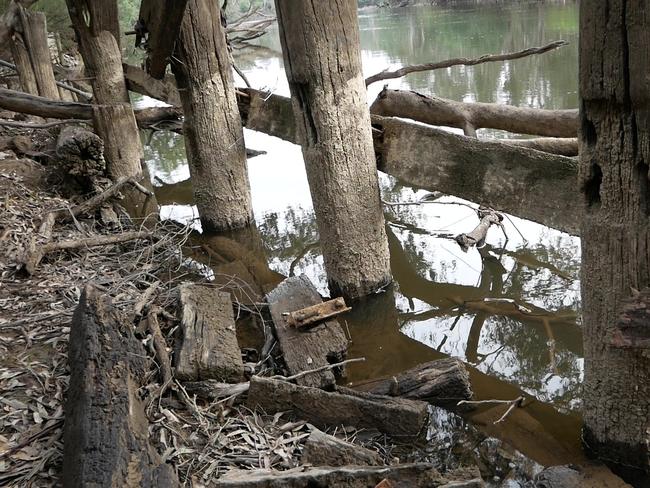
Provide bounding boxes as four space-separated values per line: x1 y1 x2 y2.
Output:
142 1 584 469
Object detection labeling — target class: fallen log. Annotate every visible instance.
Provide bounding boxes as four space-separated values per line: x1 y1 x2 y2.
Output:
63 284 179 487
353 358 473 408
247 376 429 440
0 87 181 128
216 464 483 488
301 428 382 467
370 87 578 138
266 275 348 388
175 284 244 382
123 63 181 106
373 115 580 235
56 124 105 177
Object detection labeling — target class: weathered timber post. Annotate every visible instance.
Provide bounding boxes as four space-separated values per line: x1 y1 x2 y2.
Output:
579 0 650 483
171 0 253 232
8 6 59 99
274 0 392 299
65 0 143 181
66 0 157 221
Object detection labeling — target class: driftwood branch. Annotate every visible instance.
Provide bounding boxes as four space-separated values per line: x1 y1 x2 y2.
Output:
365 39 568 86
370 87 577 138
457 396 524 424
22 231 152 274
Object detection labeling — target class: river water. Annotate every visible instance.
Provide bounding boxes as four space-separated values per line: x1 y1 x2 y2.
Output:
143 1 584 469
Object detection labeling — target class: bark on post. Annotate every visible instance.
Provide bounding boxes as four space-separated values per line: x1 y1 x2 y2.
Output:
274 0 392 299
65 1 145 182
15 8 59 99
579 0 650 481
9 35 38 94
171 0 253 232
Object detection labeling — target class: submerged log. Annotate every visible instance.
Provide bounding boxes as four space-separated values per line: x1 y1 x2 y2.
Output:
176 284 244 382
354 358 473 408
63 284 178 487
266 275 348 389
56 125 105 177
373 115 580 235
501 137 578 157
301 428 382 467
370 87 577 138
215 463 449 488
247 376 429 440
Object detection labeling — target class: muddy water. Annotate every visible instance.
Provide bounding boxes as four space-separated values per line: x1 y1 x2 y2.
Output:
143 1 583 468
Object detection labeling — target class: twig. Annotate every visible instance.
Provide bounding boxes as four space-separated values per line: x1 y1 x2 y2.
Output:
134 281 160 317
272 357 365 382
0 118 91 129
457 396 525 425
365 40 568 86
147 307 173 396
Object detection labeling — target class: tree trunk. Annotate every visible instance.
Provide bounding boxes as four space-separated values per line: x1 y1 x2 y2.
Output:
65 1 145 183
371 87 577 138
579 0 650 483
9 35 38 95
171 0 253 232
16 8 59 99
274 0 392 299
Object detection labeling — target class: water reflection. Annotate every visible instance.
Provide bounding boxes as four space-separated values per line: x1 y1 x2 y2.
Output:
143 0 583 466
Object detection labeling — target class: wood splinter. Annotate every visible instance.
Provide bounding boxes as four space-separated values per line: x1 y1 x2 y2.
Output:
282 297 351 328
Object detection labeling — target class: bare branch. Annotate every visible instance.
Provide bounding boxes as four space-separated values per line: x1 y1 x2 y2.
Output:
365 40 568 86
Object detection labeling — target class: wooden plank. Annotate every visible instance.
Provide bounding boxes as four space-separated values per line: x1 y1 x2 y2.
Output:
247 377 429 440
266 275 348 388
63 284 179 487
138 0 189 79
176 284 244 382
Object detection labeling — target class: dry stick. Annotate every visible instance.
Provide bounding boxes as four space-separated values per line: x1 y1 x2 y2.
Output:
23 230 152 274
208 357 367 404
457 396 525 425
0 118 91 129
0 59 92 99
38 175 153 239
365 40 567 86
147 307 173 396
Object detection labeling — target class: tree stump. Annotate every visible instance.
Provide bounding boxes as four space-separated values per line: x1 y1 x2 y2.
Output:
63 283 178 487
56 124 105 178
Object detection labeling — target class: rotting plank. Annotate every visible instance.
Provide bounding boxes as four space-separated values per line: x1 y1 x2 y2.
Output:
266 275 348 388
176 284 244 382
